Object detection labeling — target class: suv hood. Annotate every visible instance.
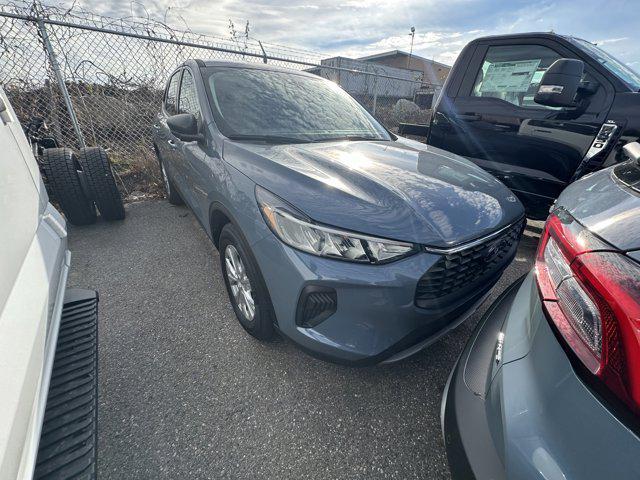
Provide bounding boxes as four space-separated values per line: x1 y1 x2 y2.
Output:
557 162 640 251
223 137 524 248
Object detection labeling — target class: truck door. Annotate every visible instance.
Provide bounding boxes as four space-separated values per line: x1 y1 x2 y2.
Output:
429 38 614 218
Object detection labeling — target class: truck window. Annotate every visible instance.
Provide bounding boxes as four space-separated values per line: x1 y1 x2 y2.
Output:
471 44 562 109
569 37 640 91
165 71 181 115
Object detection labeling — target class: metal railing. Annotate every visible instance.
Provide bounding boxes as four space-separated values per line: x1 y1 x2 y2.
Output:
0 0 436 186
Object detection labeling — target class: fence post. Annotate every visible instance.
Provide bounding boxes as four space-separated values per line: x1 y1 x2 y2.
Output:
372 73 378 116
258 41 268 64
36 17 86 148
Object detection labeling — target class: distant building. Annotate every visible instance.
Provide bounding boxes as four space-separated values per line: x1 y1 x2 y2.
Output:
306 50 450 121
306 56 423 99
357 50 450 86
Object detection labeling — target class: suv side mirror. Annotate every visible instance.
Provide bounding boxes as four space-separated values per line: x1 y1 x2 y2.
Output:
167 113 203 142
534 58 584 108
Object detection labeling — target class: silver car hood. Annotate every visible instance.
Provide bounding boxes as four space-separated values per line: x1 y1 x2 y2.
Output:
556 162 640 251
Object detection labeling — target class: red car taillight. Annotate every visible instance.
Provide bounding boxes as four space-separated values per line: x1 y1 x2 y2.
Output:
535 210 640 414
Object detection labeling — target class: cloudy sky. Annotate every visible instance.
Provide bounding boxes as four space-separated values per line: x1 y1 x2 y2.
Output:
69 0 639 68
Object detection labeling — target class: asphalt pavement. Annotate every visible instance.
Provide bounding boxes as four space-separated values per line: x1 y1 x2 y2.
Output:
67 200 539 480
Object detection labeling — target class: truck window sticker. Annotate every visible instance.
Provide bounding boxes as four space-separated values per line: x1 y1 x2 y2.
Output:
479 59 542 93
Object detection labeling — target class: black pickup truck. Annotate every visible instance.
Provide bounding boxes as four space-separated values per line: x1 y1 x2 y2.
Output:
402 33 640 219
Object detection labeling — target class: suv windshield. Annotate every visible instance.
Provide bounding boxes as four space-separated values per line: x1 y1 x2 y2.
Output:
204 66 390 143
569 37 640 91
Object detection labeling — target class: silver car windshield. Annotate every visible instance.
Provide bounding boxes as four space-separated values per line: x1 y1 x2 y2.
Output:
570 37 640 91
205 66 390 143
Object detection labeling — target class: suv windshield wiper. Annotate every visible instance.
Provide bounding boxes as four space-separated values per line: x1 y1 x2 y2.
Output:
310 135 387 143
226 134 309 144
227 134 388 145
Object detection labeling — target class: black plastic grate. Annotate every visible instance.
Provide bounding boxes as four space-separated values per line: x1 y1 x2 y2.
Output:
296 286 338 328
416 219 525 308
35 289 98 480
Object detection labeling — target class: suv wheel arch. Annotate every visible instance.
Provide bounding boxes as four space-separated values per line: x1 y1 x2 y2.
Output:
209 202 233 249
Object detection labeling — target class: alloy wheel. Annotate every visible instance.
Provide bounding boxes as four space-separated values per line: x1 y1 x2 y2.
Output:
224 244 255 320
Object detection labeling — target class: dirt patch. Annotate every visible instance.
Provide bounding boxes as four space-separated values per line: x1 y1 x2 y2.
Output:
109 147 165 202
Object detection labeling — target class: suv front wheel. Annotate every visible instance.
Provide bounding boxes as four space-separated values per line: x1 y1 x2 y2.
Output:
219 223 274 340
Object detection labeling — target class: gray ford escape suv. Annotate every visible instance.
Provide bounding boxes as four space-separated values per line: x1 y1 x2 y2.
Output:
153 60 525 364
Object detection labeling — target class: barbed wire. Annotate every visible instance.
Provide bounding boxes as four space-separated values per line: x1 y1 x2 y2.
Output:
0 0 325 63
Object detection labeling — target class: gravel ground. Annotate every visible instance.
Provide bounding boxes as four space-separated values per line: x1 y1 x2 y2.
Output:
67 200 540 480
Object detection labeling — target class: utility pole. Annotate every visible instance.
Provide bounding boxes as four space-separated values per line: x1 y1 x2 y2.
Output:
408 26 415 69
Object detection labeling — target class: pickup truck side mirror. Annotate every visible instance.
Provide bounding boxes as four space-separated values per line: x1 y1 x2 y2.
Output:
534 58 584 108
167 113 203 142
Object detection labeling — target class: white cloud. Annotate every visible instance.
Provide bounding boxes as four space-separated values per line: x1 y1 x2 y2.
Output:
595 37 628 46
58 0 640 69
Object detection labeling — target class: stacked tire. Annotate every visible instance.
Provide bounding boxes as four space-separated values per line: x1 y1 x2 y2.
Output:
42 146 125 226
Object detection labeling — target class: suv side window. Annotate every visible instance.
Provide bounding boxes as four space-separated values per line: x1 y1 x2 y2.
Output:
471 44 562 109
165 71 181 115
178 70 201 117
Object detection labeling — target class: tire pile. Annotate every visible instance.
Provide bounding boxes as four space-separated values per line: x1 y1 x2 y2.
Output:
43 146 125 226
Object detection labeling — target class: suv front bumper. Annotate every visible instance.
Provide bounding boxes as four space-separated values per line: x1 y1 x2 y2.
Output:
252 233 508 365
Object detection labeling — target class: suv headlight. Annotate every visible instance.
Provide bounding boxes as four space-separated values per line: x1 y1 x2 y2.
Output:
256 186 417 264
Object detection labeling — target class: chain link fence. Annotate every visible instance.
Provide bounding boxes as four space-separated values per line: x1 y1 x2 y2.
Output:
0 0 436 193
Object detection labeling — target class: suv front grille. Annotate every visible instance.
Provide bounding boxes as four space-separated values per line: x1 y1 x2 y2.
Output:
415 218 525 309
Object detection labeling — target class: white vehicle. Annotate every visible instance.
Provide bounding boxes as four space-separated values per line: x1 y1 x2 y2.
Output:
0 87 98 479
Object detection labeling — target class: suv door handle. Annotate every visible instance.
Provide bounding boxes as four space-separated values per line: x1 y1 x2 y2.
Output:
458 114 481 121
168 139 177 148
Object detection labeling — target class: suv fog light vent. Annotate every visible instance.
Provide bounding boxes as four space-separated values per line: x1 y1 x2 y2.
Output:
296 286 337 328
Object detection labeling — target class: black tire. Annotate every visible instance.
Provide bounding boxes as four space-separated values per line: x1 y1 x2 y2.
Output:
219 223 275 340
155 146 184 205
42 148 96 226
78 147 125 221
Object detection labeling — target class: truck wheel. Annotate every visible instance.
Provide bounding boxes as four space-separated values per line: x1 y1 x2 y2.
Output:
42 148 96 226
78 147 125 221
